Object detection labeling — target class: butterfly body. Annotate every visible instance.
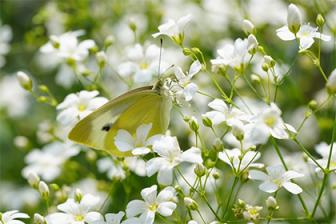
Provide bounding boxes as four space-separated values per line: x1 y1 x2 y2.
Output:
68 84 171 157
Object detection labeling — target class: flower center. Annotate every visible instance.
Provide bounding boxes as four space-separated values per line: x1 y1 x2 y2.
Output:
78 104 87 111
264 116 276 127
75 215 84 221
148 203 158 211
140 62 149 70
273 178 283 186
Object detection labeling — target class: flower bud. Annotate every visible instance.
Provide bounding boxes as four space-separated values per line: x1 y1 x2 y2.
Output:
17 71 33 91
27 172 40 188
231 120 245 141
128 19 137 33
194 163 206 177
37 96 49 103
326 68 336 94
242 19 255 34
75 188 83 202
212 170 220 179
287 4 302 34
308 100 318 110
184 197 198 210
247 34 258 54
96 51 107 68
34 213 46 224
14 136 29 149
104 35 115 48
38 181 49 199
251 74 261 84
38 85 49 93
262 63 269 72
264 55 275 68
316 14 325 27
202 115 213 127
266 196 279 210
50 35 60 48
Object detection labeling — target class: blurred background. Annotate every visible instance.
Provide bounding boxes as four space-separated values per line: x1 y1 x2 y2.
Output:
0 0 336 221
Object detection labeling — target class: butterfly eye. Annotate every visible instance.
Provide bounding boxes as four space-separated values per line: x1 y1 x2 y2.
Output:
101 123 112 132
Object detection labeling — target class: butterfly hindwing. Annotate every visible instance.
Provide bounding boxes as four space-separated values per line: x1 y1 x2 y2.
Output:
68 86 171 157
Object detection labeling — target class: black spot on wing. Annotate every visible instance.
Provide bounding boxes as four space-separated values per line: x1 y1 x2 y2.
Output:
101 123 112 132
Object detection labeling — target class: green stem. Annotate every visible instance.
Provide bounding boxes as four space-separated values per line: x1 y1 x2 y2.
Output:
223 177 239 219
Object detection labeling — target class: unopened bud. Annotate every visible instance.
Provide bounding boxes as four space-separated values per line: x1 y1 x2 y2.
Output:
247 34 258 54
38 85 49 93
184 197 198 210
38 181 49 199
242 19 255 34
326 68 336 94
75 188 83 202
14 136 29 149
308 100 318 110
287 4 302 34
266 196 278 210
17 71 33 91
128 19 137 32
264 55 275 67
202 115 213 127
96 51 107 68
212 170 220 179
231 120 245 141
316 14 325 27
34 213 46 224
27 172 40 188
194 163 206 177
104 35 115 48
50 35 60 48
37 96 48 103
251 74 261 84
262 63 269 72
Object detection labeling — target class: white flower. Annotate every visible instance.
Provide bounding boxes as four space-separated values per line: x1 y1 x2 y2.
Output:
46 194 102 224
218 148 262 174
287 4 302 33
124 157 146 176
16 71 32 91
203 99 247 126
174 60 202 101
249 165 304 194
40 30 96 62
125 185 177 224
152 15 192 38
0 75 29 117
314 142 336 172
252 103 296 140
0 210 29 224
57 90 108 126
326 68 336 94
97 158 126 180
211 37 253 70
22 142 80 181
0 24 12 68
117 44 166 83
114 123 161 156
243 205 263 221
146 135 203 185
277 25 330 50
91 212 125 224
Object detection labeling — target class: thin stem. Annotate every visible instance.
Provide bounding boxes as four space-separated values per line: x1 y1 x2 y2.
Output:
223 177 239 219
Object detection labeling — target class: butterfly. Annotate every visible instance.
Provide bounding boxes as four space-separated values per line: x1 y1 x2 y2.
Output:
68 81 172 157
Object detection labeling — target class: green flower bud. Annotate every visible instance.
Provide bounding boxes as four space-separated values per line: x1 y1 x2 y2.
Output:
202 115 213 127
75 188 83 202
17 71 33 91
308 100 318 110
194 163 206 177
266 196 279 210
316 14 325 27
34 213 47 224
38 181 49 199
184 197 198 210
287 4 302 34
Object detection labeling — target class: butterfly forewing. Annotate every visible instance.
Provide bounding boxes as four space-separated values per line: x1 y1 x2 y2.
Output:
68 86 171 157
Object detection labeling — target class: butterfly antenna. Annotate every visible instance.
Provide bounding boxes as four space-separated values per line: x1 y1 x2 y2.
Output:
158 38 163 78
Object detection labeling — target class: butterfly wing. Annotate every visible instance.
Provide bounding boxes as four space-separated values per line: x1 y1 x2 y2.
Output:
68 86 171 157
